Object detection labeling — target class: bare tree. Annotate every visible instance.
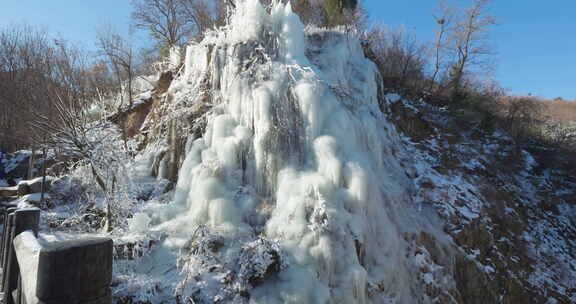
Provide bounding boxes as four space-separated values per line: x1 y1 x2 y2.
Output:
131 0 230 48
96 26 135 109
429 0 454 93
131 0 191 49
447 0 496 98
503 96 544 140
177 0 217 41
0 25 85 152
366 25 428 97
84 60 117 111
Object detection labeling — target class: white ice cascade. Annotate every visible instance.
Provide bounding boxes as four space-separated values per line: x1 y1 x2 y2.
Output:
161 0 425 302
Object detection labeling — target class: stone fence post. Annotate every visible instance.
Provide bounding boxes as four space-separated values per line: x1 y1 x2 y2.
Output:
36 238 113 304
1 205 112 304
4 208 40 304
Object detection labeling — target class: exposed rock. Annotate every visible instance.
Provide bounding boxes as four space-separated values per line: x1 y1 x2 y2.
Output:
109 95 155 138
390 99 435 140
155 71 173 94
453 255 497 303
17 181 31 196
124 99 155 138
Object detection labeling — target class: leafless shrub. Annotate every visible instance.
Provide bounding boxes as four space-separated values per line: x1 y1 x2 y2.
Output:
365 25 428 99
32 91 134 231
544 98 576 124
504 96 576 149
501 96 544 140
97 26 135 109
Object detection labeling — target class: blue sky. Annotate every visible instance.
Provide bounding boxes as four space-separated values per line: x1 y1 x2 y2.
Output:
365 1 575 100
0 1 134 50
1 0 574 100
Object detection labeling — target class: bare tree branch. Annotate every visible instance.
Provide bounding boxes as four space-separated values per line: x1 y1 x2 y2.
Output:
447 0 496 97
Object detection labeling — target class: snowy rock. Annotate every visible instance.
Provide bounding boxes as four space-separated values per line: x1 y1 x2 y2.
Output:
17 176 54 195
19 193 51 205
128 213 151 233
236 238 287 289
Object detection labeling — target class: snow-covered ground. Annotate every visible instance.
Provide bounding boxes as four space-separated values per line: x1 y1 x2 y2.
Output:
390 95 576 303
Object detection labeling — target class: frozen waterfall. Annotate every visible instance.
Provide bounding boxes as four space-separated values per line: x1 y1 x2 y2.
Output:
145 1 429 303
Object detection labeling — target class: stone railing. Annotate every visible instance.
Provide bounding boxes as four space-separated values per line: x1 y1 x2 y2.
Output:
0 203 113 304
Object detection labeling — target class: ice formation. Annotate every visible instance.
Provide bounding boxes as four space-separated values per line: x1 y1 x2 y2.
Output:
145 0 430 302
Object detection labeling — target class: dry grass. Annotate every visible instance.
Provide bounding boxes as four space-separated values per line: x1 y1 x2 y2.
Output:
499 96 576 123
542 98 576 124
493 96 576 149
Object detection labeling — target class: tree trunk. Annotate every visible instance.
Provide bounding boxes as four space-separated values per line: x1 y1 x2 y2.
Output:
90 163 107 192
40 148 47 206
